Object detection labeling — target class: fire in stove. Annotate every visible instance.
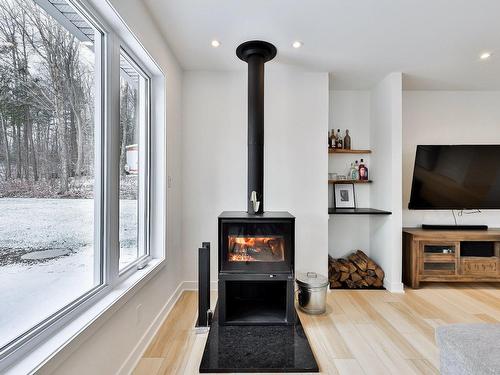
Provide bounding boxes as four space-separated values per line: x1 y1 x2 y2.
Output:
228 235 285 262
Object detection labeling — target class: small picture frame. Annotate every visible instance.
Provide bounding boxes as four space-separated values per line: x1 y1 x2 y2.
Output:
334 183 356 209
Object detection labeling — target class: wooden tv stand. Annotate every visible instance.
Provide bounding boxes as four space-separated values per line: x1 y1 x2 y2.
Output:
403 228 500 288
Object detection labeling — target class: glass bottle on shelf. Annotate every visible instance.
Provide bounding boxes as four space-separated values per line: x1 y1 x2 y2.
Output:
344 129 351 150
329 129 336 149
359 159 369 180
348 162 356 180
336 129 343 149
351 160 359 180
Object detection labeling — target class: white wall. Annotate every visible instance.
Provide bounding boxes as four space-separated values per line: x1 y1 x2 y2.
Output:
403 91 500 227
181 71 246 287
182 67 329 280
40 1 184 374
328 90 372 258
369 73 403 292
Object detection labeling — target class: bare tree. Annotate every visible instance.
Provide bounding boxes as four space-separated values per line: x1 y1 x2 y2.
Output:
0 111 11 180
0 0 97 197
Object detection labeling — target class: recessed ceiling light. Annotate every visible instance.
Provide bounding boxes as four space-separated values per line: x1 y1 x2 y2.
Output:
211 40 220 48
480 52 492 60
292 41 302 49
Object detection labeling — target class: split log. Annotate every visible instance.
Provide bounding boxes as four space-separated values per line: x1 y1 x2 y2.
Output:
330 280 342 289
348 263 357 274
355 279 369 288
356 250 377 270
337 262 349 273
375 267 385 280
350 272 362 282
364 276 376 286
348 253 367 271
345 279 356 289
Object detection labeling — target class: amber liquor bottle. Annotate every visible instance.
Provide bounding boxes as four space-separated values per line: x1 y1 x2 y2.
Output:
329 130 336 149
343 129 351 150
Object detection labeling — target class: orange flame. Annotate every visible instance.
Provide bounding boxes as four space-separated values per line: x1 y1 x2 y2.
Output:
228 235 285 262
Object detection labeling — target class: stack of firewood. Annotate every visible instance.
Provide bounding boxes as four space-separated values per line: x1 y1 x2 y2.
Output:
328 250 384 289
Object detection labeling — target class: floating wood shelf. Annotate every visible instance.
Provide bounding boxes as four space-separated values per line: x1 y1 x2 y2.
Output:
329 208 392 215
328 179 372 184
329 149 372 154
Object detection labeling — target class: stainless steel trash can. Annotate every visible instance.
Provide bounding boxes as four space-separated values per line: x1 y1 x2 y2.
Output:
296 272 329 315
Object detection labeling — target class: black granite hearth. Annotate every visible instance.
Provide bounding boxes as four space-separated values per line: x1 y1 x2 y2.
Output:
199 307 319 373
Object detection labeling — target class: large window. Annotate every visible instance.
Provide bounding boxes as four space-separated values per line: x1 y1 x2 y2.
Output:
0 0 153 358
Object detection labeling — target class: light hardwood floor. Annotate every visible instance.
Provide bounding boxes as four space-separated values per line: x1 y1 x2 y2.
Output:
133 283 500 375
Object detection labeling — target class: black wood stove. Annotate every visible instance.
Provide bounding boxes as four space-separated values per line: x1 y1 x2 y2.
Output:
199 40 318 373
216 41 296 326
218 211 296 325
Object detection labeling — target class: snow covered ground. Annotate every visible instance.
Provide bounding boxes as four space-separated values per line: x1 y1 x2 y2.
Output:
0 198 138 349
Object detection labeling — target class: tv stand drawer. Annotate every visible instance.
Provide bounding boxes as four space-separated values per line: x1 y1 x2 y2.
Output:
461 258 498 275
422 253 456 262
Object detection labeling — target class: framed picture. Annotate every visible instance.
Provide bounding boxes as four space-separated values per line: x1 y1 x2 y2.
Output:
334 183 356 209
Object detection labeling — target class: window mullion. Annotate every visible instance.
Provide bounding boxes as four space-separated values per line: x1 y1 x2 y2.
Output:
93 19 104 286
106 33 121 285
138 72 150 262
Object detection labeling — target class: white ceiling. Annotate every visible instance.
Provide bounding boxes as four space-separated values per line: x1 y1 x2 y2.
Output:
143 0 500 90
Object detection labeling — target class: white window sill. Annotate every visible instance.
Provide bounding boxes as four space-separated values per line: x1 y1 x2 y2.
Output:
3 258 166 375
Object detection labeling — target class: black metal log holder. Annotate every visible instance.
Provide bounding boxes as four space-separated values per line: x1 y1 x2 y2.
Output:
196 242 212 327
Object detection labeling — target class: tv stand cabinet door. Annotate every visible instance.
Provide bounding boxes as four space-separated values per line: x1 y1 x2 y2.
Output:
418 241 459 277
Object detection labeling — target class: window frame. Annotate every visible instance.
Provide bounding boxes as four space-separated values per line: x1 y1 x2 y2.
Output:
117 46 152 276
0 0 164 369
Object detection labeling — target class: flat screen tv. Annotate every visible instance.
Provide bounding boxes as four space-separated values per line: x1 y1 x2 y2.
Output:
409 145 500 210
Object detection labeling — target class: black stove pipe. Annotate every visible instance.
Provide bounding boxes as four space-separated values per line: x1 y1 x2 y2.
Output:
236 41 277 214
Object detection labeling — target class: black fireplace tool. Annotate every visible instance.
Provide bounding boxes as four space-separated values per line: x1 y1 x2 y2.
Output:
195 242 213 329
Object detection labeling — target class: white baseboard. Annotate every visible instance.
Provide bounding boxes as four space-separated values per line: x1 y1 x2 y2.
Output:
384 280 405 293
117 281 185 375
